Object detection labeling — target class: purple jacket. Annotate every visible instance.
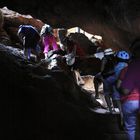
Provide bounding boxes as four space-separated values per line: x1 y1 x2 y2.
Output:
42 34 59 53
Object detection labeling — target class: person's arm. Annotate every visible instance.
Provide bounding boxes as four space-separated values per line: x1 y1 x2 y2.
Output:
22 36 26 46
116 79 122 90
120 87 130 95
116 79 130 95
116 66 131 95
17 32 24 42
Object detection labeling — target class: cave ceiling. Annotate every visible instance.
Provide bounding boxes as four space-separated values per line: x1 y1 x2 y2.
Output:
1 0 140 50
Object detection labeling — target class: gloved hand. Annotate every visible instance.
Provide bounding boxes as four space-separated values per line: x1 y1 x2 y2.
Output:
65 53 75 66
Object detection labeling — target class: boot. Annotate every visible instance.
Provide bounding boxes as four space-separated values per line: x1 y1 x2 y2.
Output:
105 95 114 113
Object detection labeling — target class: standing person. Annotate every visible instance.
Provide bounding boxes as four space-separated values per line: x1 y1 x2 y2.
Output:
99 48 116 113
40 24 59 59
117 39 140 140
17 25 41 61
103 50 131 114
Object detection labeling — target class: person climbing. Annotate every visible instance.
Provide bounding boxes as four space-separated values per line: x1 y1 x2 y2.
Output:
117 39 140 140
94 48 115 97
17 24 41 61
103 50 131 114
93 48 116 112
40 24 60 59
62 37 86 85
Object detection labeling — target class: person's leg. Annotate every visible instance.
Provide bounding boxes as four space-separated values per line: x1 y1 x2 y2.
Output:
24 48 28 59
105 95 113 113
34 44 41 61
103 79 114 113
94 77 100 99
23 37 32 60
114 99 124 129
72 60 84 85
27 48 31 60
122 100 139 140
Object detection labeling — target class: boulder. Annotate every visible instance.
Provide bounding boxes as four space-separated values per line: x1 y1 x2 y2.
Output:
68 33 98 55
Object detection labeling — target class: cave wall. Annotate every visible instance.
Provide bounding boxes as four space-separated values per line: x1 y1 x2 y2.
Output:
1 1 140 139
1 0 140 50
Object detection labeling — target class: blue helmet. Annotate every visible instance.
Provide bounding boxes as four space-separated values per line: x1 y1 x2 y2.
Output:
116 50 130 60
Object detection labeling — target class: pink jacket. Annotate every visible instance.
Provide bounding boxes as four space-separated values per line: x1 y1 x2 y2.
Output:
42 34 59 53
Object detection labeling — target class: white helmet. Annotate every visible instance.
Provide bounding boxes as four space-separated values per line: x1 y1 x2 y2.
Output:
104 48 114 55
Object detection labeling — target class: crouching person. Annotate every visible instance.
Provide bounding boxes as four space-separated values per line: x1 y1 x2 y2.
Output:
17 24 41 61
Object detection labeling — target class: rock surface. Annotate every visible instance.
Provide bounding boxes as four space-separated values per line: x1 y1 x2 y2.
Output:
0 7 44 45
1 0 140 50
1 1 140 139
0 43 129 140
